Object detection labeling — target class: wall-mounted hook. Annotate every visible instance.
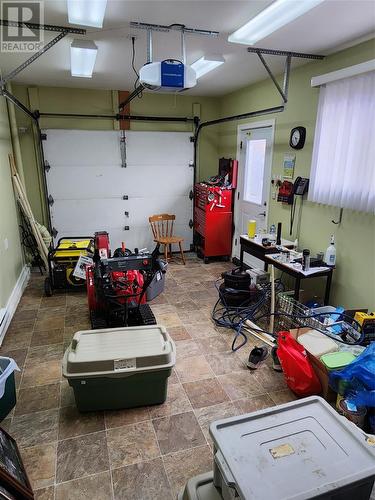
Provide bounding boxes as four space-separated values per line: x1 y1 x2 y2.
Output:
332 207 343 225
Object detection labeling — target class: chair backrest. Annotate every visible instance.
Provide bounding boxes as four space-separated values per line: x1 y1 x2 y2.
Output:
149 214 175 240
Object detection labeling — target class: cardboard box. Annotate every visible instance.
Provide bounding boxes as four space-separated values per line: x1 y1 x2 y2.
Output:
289 328 337 403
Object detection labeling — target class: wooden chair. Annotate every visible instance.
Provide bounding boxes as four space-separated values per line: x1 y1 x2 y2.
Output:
149 214 186 265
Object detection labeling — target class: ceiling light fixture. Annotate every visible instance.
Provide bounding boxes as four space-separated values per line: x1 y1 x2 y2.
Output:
191 55 225 79
67 0 107 28
70 40 98 78
228 0 325 45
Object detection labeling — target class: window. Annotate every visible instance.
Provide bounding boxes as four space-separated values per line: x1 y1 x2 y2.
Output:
243 138 267 204
308 71 375 213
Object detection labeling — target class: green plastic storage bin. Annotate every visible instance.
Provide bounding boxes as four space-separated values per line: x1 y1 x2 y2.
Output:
0 357 17 422
177 472 222 500
62 325 176 412
320 351 356 370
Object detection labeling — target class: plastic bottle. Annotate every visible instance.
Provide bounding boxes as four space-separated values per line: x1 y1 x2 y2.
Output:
324 235 337 267
247 220 256 239
269 224 276 243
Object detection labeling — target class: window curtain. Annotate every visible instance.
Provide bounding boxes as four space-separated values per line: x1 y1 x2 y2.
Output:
308 71 375 213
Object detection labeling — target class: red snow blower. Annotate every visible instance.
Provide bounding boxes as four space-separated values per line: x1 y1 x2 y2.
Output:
86 232 165 329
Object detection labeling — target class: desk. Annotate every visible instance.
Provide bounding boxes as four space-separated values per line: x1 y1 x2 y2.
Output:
239 235 294 272
239 235 334 305
264 254 333 305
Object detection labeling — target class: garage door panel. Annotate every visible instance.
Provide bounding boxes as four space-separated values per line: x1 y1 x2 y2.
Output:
121 164 193 197
51 198 192 249
126 131 193 166
47 166 126 199
111 228 154 252
45 130 194 250
51 198 190 230
51 199 125 228
127 197 191 225
47 164 193 199
43 130 121 167
52 223 118 243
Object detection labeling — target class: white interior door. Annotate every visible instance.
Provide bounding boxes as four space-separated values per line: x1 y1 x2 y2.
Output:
233 124 273 268
43 129 194 252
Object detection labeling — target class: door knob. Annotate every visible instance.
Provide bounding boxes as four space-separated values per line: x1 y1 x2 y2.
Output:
258 211 266 216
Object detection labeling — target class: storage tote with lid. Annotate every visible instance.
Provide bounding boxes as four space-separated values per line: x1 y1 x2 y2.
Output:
62 325 175 411
296 329 339 357
210 396 375 500
178 472 222 500
320 351 356 371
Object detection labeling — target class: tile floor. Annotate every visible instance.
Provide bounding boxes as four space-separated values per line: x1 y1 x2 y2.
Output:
0 254 297 500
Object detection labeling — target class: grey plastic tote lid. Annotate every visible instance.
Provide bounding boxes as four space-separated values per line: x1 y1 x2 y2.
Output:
62 325 175 378
210 396 375 500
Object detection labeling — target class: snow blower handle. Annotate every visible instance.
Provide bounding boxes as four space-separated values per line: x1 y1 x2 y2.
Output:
151 243 167 273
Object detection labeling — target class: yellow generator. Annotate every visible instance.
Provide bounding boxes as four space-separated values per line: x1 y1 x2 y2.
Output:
45 237 94 296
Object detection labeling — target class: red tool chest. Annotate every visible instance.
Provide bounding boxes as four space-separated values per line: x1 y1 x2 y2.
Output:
194 184 233 261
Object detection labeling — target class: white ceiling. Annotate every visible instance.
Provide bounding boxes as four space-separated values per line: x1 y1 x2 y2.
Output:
1 0 374 96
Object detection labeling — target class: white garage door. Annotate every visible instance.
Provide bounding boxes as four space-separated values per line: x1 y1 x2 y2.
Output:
43 129 194 252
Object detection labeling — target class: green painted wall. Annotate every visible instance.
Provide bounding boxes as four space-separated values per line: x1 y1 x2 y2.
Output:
0 95 24 308
215 39 375 309
12 85 220 223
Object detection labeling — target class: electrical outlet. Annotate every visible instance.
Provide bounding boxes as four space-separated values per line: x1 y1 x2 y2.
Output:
4 238 8 250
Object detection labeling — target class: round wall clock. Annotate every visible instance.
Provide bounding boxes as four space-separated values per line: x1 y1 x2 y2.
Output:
290 126 306 149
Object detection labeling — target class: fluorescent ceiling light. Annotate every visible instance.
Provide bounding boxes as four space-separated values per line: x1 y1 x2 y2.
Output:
67 0 107 28
70 40 98 78
191 55 225 79
228 0 325 45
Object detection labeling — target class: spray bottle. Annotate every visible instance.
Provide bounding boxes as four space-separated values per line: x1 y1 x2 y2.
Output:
324 235 336 267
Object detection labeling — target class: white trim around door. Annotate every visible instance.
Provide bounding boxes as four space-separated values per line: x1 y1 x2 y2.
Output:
232 119 275 262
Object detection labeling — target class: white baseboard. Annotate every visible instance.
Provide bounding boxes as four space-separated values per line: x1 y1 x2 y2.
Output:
0 265 30 345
